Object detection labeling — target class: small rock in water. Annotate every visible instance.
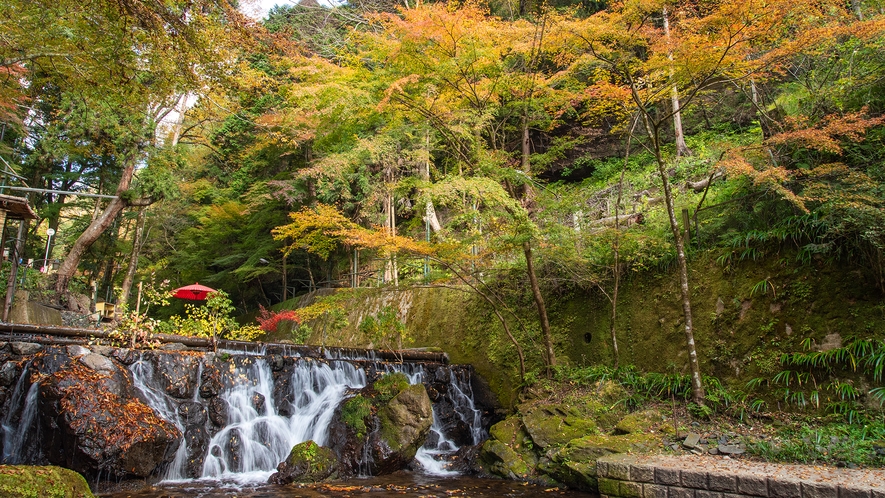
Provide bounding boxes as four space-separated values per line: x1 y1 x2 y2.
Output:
252 392 266 414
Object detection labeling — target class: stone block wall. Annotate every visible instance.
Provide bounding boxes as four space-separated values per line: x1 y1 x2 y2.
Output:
597 454 885 498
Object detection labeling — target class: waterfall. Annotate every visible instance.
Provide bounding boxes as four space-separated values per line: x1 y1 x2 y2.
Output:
130 354 366 483
127 351 485 484
1 361 39 464
448 368 485 446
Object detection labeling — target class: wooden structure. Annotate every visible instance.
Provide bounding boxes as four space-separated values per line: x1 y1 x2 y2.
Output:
1 194 39 322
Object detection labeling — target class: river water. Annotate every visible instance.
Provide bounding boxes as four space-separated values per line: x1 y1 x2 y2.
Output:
97 473 600 497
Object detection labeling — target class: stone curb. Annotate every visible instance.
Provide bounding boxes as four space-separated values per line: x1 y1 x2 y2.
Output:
596 454 885 498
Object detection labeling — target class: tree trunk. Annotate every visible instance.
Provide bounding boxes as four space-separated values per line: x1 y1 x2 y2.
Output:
55 153 138 301
119 206 146 307
663 7 691 157
644 116 705 403
523 240 555 371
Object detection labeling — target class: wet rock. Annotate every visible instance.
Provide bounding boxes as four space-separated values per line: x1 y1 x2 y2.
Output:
251 392 266 415
268 440 338 485
224 428 244 473
151 352 198 399
199 364 222 399
269 354 284 372
66 345 91 357
0 361 19 387
178 401 208 426
79 353 116 373
0 342 7 351
11 342 42 356
450 444 481 474
371 383 433 473
208 397 229 427
39 361 181 478
112 348 140 365
522 404 597 450
183 425 210 478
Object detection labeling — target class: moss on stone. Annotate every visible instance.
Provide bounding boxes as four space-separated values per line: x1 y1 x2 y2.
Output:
522 404 598 450
377 383 432 457
614 409 663 435
272 441 338 484
373 372 410 402
478 439 531 479
0 466 94 498
341 395 371 438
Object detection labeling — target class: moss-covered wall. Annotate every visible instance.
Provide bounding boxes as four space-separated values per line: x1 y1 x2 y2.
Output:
276 252 885 408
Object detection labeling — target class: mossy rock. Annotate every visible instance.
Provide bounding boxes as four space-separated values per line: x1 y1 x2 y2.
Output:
614 409 663 435
522 404 598 450
268 440 338 485
377 383 432 456
373 372 410 402
540 432 658 492
487 416 539 466
537 458 598 491
0 466 94 498
478 439 532 479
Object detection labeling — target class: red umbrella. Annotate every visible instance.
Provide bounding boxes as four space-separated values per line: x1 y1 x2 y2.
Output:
171 283 217 300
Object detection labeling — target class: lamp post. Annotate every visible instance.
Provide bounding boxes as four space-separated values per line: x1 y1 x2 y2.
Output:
42 228 55 273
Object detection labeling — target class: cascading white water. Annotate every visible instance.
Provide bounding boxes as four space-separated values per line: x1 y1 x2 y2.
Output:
1 369 39 464
130 354 366 484
448 369 485 445
201 358 365 483
129 351 484 483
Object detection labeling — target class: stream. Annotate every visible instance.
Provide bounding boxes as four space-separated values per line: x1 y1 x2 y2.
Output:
97 473 600 497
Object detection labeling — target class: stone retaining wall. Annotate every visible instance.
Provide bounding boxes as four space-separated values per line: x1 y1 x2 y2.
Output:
597 454 885 498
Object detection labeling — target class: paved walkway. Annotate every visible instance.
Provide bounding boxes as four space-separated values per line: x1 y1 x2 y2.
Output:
597 454 885 497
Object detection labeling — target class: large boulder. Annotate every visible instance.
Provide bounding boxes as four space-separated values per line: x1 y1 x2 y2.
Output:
0 465 94 498
371 383 433 473
268 440 338 485
539 432 658 491
478 417 538 480
330 377 433 476
522 404 598 450
38 361 181 478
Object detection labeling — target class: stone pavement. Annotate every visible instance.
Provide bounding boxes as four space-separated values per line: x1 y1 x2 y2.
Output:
597 453 885 498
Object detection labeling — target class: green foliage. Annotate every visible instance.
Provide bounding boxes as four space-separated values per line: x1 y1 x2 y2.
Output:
373 372 410 402
751 337 885 422
341 394 372 439
358 306 409 352
165 290 263 342
748 418 885 467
